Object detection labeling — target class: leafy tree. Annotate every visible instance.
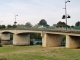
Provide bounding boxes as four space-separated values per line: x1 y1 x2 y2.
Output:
17 24 25 28
10 34 13 40
38 19 47 26
75 21 80 26
13 25 16 28
30 33 41 39
33 24 39 28
46 24 50 28
57 21 67 27
25 22 32 28
71 25 74 28
0 25 2 29
7 25 12 28
57 21 66 25
1 25 6 28
38 19 49 28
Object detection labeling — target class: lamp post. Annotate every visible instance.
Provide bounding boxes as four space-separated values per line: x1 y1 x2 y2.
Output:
14 15 18 27
65 0 70 30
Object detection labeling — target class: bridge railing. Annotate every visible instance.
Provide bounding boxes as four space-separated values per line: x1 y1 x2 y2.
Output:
0 27 80 31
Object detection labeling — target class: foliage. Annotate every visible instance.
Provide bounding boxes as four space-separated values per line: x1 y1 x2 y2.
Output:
13 25 16 28
75 21 80 26
30 41 34 45
0 25 2 29
61 35 66 46
30 33 41 39
0 38 2 47
38 19 47 25
36 42 42 45
33 24 39 28
71 25 74 28
10 34 13 40
56 21 68 27
25 22 32 28
57 21 66 25
0 25 6 29
7 25 12 28
1 25 6 28
38 19 49 27
17 24 25 28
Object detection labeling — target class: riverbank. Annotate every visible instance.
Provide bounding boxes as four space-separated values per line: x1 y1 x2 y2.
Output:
0 45 80 60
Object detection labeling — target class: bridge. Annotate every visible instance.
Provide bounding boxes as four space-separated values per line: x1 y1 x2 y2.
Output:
0 28 80 48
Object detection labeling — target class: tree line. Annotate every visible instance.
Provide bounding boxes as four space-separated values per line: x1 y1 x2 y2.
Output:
0 19 80 29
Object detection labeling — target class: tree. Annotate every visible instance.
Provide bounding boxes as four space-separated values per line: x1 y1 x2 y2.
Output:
75 21 80 26
57 21 66 25
38 19 49 28
7 25 12 28
25 22 32 28
0 25 2 29
71 25 74 28
30 33 41 39
17 24 25 28
1 25 6 28
33 24 39 28
38 19 47 26
56 21 67 27
13 25 16 28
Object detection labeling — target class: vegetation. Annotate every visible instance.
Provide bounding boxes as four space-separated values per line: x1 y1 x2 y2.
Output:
0 25 6 29
30 33 41 39
33 24 39 28
25 22 32 28
57 21 67 27
10 34 13 40
75 21 80 26
0 19 79 30
30 33 42 45
0 46 80 60
0 38 2 47
38 19 47 26
0 19 79 31
7 25 13 28
38 19 49 28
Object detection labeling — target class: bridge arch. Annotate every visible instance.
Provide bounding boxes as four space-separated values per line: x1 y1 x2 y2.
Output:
0 29 80 48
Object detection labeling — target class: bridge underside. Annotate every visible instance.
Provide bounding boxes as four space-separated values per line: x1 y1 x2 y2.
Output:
0 30 80 49
42 33 62 47
13 34 30 46
66 35 80 48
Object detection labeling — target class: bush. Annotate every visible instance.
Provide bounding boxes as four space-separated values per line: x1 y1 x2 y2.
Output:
36 42 42 45
30 41 34 45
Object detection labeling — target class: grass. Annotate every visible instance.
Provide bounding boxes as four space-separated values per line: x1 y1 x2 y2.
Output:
0 45 80 60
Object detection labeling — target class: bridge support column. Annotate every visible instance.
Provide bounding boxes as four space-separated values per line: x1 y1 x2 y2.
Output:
42 33 62 47
1 33 10 45
66 35 80 48
13 34 30 46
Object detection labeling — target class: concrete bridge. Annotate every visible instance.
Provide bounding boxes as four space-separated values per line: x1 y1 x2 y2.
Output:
0 28 80 48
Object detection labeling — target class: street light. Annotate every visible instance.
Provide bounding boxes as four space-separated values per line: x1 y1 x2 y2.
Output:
62 0 70 30
14 15 18 27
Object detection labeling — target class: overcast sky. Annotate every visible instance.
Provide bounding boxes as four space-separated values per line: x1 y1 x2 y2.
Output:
0 0 80 26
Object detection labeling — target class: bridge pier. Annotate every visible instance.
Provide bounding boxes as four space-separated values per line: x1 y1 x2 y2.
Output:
1 33 10 45
66 35 80 48
13 34 30 46
42 33 62 47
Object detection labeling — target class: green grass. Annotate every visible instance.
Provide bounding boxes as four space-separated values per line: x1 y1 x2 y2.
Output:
0 54 59 60
0 45 80 60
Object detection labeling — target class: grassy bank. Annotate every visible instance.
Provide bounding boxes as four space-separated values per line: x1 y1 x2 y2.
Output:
0 46 80 60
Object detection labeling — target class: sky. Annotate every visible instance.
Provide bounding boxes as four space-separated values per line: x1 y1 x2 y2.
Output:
0 0 80 26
